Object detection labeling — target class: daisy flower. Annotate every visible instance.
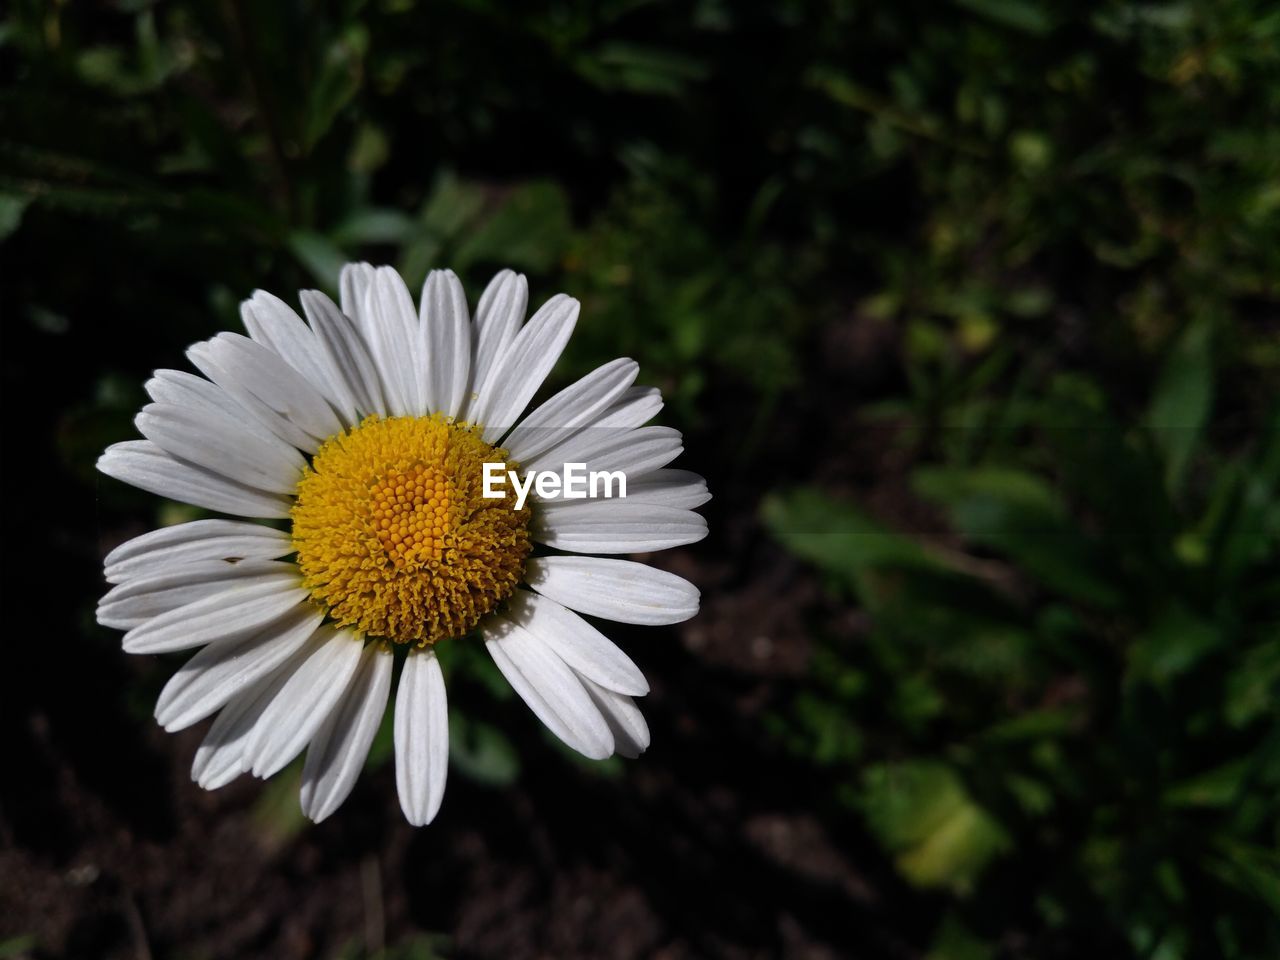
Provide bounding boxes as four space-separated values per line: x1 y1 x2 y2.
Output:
96 264 708 824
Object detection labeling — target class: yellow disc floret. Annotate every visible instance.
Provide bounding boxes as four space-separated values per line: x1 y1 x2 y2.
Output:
291 414 531 645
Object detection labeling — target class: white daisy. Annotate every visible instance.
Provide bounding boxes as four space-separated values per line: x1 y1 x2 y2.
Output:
97 264 709 825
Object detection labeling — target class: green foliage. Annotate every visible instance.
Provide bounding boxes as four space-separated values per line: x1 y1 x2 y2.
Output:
861 760 1010 895
767 374 1280 953
447 713 521 787
564 174 809 423
337 932 451 960
251 760 310 845
0 935 38 960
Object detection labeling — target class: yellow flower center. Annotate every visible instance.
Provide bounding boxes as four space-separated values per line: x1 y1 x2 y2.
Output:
291 414 531 646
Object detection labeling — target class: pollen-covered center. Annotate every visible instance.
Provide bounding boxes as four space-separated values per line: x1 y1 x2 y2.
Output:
291 414 531 645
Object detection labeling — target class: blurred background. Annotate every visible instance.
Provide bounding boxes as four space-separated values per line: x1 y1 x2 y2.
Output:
3 1 1280 957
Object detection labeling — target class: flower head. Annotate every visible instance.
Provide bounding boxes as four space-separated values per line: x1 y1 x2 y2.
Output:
97 264 708 824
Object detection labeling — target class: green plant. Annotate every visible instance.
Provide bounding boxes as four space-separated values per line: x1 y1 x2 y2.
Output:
766 356 1280 955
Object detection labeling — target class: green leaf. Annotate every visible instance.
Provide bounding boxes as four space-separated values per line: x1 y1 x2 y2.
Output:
1164 759 1249 809
1225 632 1280 728
861 761 1010 894
289 230 348 291
330 207 418 246
0 192 31 240
251 761 308 844
1214 407 1280 583
449 712 520 787
397 173 488 285
439 636 514 702
337 931 451 960
419 172 488 238
1128 605 1222 685
762 488 951 581
979 707 1078 743
787 692 864 765
364 697 396 770
953 0 1054 35
1040 377 1177 562
303 26 368 152
928 913 994 960
1209 840 1280 914
0 935 37 959
453 181 572 274
1147 321 1214 495
572 43 707 96
914 467 1124 609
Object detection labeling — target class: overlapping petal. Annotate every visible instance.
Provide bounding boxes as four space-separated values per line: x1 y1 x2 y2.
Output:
103 519 292 584
302 643 394 822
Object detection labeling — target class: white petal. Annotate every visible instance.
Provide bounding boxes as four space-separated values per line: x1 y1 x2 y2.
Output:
244 289 360 426
525 556 700 625
136 402 305 495
616 469 711 509
103 519 291 584
592 385 663 430
122 576 308 654
581 678 649 759
186 339 317 452
191 638 319 790
464 270 527 420
244 626 365 779
393 647 449 826
339 262 376 331
191 333 342 450
301 289 385 418
524 425 682 498
534 500 708 554
98 559 298 629
419 269 471 418
301 643 393 822
145 368 223 408
215 331 345 441
98 440 292 519
504 589 647 696
484 615 613 760
471 294 579 441
154 604 323 731
144 370 302 466
362 267 423 416
240 291 338 412
502 358 638 463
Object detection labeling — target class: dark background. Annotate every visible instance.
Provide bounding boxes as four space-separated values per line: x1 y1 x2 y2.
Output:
3 1 1279 958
